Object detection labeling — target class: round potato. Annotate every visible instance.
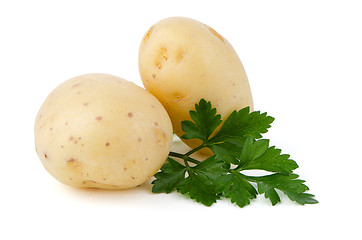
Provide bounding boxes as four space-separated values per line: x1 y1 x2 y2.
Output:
139 17 253 152
34 73 173 189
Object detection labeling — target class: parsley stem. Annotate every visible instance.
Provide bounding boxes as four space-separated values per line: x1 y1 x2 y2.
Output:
183 158 191 168
169 151 201 164
168 151 184 159
185 144 206 156
185 156 201 165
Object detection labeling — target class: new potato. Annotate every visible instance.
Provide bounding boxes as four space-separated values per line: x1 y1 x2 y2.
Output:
139 17 253 151
34 73 173 189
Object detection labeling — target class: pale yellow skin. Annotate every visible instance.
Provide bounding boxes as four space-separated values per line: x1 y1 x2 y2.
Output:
34 74 173 189
139 17 253 151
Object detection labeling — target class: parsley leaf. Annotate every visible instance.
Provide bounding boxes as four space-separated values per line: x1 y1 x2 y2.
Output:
215 172 257 208
152 158 186 194
192 155 226 182
151 99 317 208
176 156 225 206
153 156 225 206
237 137 299 174
208 107 275 144
181 99 222 142
208 108 274 165
179 100 275 165
208 142 241 165
176 169 220 206
251 174 319 205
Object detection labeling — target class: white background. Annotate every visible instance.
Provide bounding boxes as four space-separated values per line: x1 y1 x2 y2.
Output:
1 0 361 239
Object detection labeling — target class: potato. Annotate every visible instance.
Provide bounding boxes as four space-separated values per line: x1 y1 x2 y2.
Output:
34 73 173 189
138 17 253 151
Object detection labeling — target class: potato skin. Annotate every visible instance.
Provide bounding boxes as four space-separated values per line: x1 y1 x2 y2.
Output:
139 17 253 150
34 73 173 189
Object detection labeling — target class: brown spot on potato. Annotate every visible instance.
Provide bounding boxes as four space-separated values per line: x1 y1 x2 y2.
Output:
138 137 142 142
143 25 154 43
154 122 159 126
160 47 167 56
176 47 185 63
154 129 167 146
72 83 81 88
83 103 88 106
61 145 64 148
154 47 167 69
105 142 110 147
170 92 187 102
124 167 127 171
155 62 162 69
44 153 48 159
82 180 96 184
69 136 74 141
145 158 149 161
131 176 135 180
128 112 133 118
150 105 155 108
81 180 121 188
152 73 156 79
206 25 224 43
65 122 68 125
95 116 103 121
67 158 80 168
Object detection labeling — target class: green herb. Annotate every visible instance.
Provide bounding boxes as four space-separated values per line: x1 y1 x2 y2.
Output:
152 99 318 207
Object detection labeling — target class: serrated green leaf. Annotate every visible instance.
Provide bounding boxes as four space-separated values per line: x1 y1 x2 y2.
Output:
248 173 318 205
152 158 186 194
215 172 257 208
181 99 222 142
174 156 226 206
209 142 241 165
239 137 269 167
257 182 281 205
194 155 227 182
160 158 185 173
209 108 274 144
238 138 298 174
284 191 319 205
179 120 205 140
176 168 220 206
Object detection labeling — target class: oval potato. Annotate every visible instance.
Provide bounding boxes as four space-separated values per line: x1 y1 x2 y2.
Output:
34 73 173 189
139 17 253 151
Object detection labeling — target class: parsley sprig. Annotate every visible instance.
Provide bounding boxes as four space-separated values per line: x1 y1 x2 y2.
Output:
152 99 318 207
